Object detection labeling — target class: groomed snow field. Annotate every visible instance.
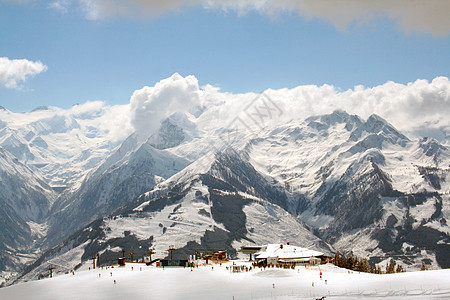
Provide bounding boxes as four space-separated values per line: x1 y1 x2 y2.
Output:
1 262 449 300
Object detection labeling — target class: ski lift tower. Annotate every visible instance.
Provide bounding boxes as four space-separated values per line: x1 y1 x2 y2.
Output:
48 265 56 278
147 248 155 261
129 247 135 262
167 245 176 260
91 256 97 269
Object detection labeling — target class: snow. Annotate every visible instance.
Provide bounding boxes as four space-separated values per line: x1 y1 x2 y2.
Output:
47 241 91 272
255 244 323 260
409 197 438 230
0 103 129 187
103 181 226 256
233 202 329 254
144 151 215 198
1 97 449 284
299 210 334 230
333 227 381 259
27 221 49 240
0 262 449 300
380 197 407 227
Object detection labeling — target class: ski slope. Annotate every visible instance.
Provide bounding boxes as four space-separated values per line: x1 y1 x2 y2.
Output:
1 262 449 299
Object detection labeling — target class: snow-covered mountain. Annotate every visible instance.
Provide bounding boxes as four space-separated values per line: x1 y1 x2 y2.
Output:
0 146 56 283
15 111 450 283
17 148 333 282
0 104 129 284
0 104 129 188
0 89 449 286
244 110 449 270
44 135 190 247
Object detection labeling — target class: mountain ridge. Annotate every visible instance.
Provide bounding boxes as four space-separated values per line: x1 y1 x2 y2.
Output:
0 109 448 286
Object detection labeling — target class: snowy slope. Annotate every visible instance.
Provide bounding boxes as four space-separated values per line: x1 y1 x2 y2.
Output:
2 262 450 300
0 146 56 285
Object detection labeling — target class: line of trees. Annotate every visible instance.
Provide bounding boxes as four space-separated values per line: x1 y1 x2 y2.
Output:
333 254 404 274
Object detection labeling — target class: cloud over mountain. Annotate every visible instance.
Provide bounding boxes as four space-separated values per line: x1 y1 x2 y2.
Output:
129 73 201 140
8 73 446 144
261 76 450 140
125 73 449 144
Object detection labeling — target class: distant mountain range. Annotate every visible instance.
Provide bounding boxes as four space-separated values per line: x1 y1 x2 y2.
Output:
0 104 448 286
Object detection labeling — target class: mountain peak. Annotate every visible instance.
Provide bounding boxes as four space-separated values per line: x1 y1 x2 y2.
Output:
419 136 447 161
306 110 363 132
318 109 350 125
30 106 49 113
331 109 350 117
364 114 409 144
147 112 198 150
366 113 388 125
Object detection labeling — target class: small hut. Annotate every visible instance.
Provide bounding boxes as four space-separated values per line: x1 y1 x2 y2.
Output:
118 257 126 267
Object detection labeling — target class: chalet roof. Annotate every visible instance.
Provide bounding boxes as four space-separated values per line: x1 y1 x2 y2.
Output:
255 244 323 259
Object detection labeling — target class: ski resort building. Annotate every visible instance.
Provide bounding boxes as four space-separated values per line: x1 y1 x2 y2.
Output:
241 245 264 261
254 244 324 266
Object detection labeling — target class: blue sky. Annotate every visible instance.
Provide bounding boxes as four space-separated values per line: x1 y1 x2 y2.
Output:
0 1 449 112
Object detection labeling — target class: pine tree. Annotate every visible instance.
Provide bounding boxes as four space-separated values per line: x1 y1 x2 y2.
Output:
376 265 382 274
357 258 370 273
334 253 347 268
386 259 396 274
353 257 359 271
333 253 375 273
339 255 346 268
347 256 354 270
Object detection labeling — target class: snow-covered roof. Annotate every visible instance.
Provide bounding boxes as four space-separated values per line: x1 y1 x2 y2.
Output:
255 244 324 259
278 257 321 263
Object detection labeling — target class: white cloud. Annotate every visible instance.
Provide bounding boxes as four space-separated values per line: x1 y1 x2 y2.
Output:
129 73 201 140
190 75 450 143
71 0 450 36
8 73 442 146
67 101 134 143
48 0 70 13
0 57 48 89
126 73 450 144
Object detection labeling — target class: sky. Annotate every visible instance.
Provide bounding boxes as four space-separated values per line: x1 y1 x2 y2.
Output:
0 0 449 113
